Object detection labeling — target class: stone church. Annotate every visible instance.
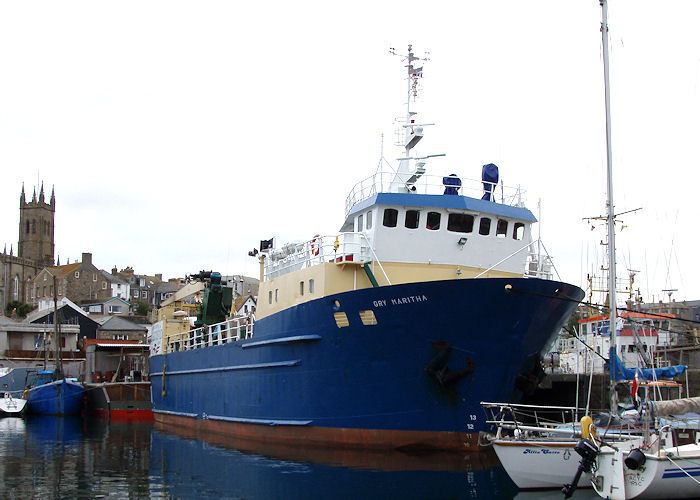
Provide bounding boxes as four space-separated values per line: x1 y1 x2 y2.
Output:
0 183 55 313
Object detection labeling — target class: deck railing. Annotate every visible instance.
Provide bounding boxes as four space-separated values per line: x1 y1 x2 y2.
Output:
264 232 372 280
345 171 526 216
166 317 254 353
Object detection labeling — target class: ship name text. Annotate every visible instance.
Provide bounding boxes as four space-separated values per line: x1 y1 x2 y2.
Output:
372 295 428 308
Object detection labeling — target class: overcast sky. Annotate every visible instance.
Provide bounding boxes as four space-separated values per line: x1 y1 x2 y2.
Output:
1 1 698 305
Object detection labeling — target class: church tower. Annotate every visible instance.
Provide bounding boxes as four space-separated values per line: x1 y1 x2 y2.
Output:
18 183 55 267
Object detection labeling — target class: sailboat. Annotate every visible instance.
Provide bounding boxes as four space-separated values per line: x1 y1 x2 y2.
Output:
482 1 698 495
26 277 84 416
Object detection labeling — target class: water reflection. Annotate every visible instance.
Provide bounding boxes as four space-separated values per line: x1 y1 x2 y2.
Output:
0 416 526 499
150 422 518 500
0 416 152 499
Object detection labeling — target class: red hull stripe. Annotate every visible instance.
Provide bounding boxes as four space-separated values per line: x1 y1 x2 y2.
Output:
94 408 154 422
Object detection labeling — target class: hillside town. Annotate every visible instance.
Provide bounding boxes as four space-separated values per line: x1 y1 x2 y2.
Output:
0 183 258 377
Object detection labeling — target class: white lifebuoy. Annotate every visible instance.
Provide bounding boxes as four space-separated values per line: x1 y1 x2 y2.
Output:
311 234 321 256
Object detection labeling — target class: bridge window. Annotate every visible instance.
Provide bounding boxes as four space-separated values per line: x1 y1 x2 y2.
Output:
405 210 419 229
426 212 441 230
299 281 304 296
383 208 398 228
268 291 273 304
366 210 372 229
513 222 525 240
309 279 314 294
479 217 491 235
447 213 474 233
357 214 363 232
496 219 508 238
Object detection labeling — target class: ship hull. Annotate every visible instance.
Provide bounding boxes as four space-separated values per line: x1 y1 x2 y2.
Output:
150 278 583 451
85 382 154 422
27 379 84 416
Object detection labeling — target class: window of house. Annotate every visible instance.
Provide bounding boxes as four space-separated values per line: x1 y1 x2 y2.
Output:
31 219 36 234
366 211 372 229
448 213 474 233
405 210 419 229
93 273 97 281
309 278 315 294
75 271 80 279
357 214 363 232
382 208 398 227
102 281 107 289
133 290 139 298
140 278 145 286
479 217 492 236
113 334 127 340
513 222 525 240
26 221 30 234
109 305 122 313
141 290 147 299
496 219 508 238
44 274 47 281
57 286 62 295
426 211 441 230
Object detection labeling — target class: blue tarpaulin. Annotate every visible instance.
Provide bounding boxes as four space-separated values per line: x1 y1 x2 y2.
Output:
442 174 461 195
481 163 498 201
609 347 687 381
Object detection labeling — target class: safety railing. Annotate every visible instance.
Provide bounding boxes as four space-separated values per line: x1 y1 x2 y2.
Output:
264 232 372 280
166 317 254 353
345 171 526 216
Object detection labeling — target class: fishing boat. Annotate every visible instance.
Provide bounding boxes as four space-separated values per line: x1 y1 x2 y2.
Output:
0 391 27 416
26 279 84 416
26 370 83 416
148 45 584 452
83 340 153 421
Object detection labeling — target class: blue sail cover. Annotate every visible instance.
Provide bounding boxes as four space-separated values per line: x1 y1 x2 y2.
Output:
609 347 687 381
442 174 461 195
481 163 499 201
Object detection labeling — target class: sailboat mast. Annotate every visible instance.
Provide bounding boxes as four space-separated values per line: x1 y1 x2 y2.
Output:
53 275 63 380
600 0 618 413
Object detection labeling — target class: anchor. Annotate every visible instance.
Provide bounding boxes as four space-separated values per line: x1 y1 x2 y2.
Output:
425 341 474 387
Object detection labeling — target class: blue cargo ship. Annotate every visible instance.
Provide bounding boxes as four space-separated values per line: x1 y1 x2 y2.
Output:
149 45 584 451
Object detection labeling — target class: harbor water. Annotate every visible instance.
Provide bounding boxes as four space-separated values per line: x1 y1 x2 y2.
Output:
0 416 601 499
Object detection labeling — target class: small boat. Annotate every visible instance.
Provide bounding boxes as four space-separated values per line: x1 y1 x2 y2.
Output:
25 278 84 416
481 401 646 490
0 391 27 417
590 396 700 499
82 340 153 421
84 381 153 422
26 370 84 416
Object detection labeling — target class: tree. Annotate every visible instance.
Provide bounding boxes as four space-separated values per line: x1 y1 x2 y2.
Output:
5 300 36 318
134 301 151 316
